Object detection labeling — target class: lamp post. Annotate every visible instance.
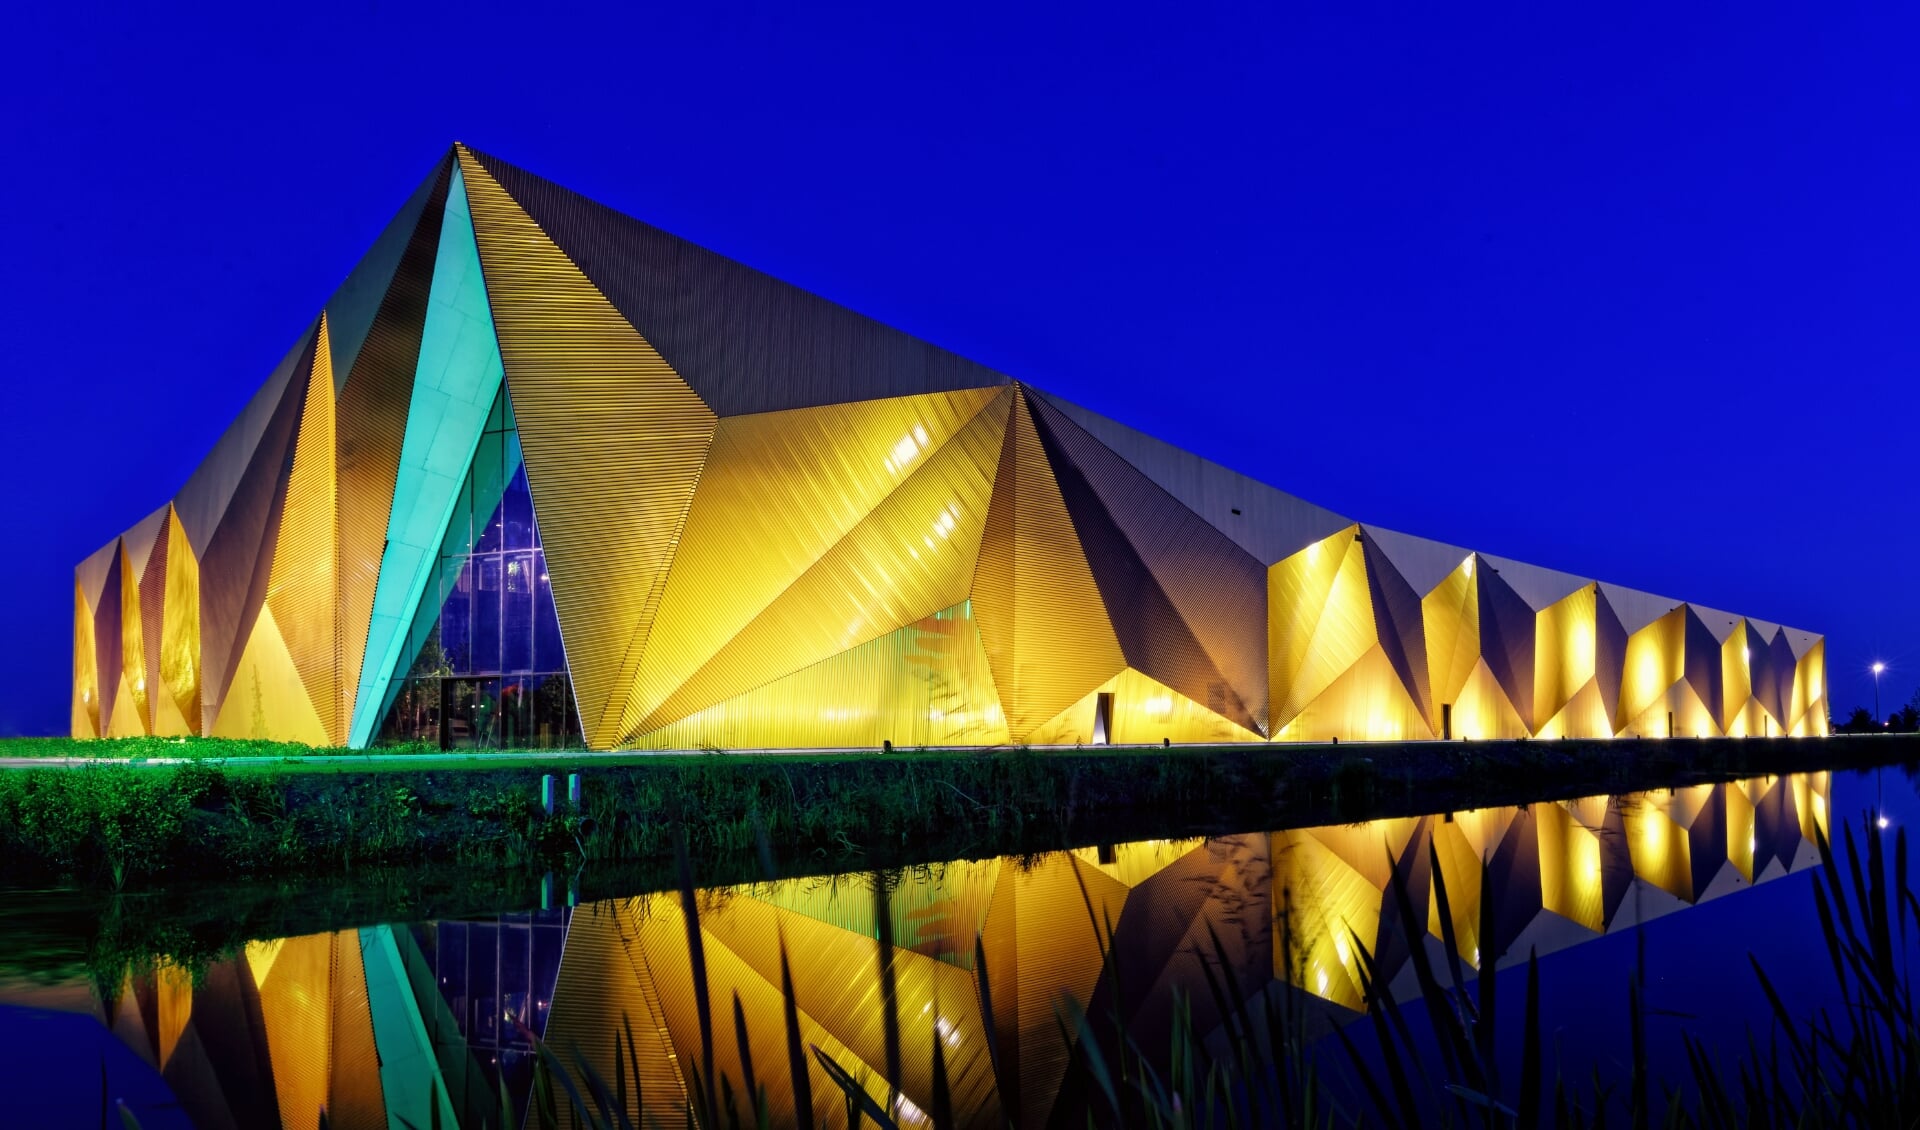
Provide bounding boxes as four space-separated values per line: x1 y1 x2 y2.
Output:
1873 661 1886 726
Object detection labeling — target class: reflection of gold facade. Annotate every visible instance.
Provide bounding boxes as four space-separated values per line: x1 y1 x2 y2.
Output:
25 773 1829 1127
73 144 1826 749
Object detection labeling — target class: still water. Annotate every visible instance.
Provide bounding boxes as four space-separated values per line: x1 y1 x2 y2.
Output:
1 765 1907 1127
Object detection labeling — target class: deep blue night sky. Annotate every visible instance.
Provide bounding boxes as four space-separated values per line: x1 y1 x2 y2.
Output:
2 5 1913 737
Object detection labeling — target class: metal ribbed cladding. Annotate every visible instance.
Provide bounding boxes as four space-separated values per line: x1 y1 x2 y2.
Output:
1267 527 1371 730
158 512 202 735
138 514 170 732
623 387 1005 734
1034 415 1248 731
335 162 449 727
634 389 1014 739
116 542 149 731
72 578 99 737
324 156 449 395
266 315 342 743
457 146 719 750
1029 388 1351 566
1359 533 1432 724
697 895 1005 1128
252 934 334 1129
199 325 311 734
466 146 1012 418
969 388 1125 741
1478 565 1536 730
1424 557 1478 722
1027 392 1269 734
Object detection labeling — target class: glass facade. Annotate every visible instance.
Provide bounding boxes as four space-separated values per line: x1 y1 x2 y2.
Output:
377 390 582 748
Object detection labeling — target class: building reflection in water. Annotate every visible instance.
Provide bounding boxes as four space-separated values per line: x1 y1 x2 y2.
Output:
70 772 1827 1128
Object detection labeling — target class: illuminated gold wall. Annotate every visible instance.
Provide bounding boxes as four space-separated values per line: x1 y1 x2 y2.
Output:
73 143 1828 749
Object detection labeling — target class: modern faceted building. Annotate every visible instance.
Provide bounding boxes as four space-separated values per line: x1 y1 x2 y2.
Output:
72 144 1829 751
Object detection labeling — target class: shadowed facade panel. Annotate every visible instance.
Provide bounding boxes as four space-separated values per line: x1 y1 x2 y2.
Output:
1028 392 1268 734
467 148 1011 418
74 143 1824 750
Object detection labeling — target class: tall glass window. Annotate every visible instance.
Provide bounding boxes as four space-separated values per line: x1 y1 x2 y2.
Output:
377 390 582 748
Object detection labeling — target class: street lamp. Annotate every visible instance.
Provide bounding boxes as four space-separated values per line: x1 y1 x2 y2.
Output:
1873 661 1886 726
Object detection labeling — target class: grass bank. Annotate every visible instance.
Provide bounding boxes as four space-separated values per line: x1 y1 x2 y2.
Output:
1 734 1914 889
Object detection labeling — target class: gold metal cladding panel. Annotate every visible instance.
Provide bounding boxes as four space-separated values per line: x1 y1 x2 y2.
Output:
635 601 1008 750
458 147 719 750
116 543 149 735
1535 680 1612 741
1449 660 1531 740
212 605 330 744
1618 606 1687 733
1533 584 1598 730
1273 644 1434 741
1721 619 1755 733
1422 555 1478 728
93 548 124 736
157 511 202 736
265 316 341 744
1024 667 1262 747
1790 638 1828 736
971 392 1126 741
1620 679 1718 739
626 387 1006 734
638 391 1013 739
1269 529 1380 733
72 578 99 738
138 516 170 733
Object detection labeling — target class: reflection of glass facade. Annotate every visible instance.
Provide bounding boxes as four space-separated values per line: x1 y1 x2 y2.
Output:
377 390 581 748
414 908 571 1122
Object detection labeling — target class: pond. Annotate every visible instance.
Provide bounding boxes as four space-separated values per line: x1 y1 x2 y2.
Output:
0 762 1909 1127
